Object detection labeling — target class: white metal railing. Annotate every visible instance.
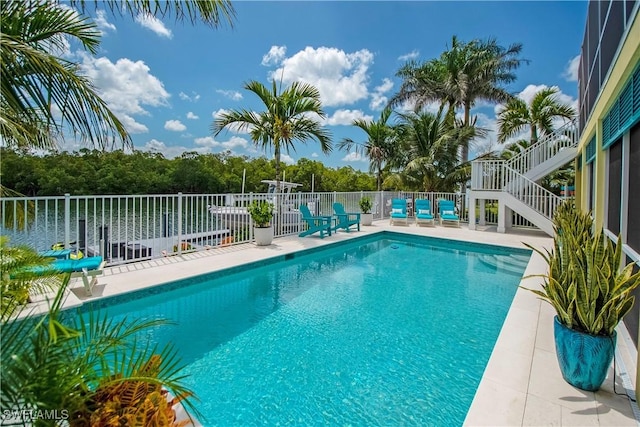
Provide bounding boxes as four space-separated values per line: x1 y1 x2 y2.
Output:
1 190 474 266
471 159 505 191
502 166 564 221
505 119 578 174
470 159 563 224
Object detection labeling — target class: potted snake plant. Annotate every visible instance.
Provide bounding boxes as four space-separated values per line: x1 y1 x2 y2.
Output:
247 200 274 246
524 202 640 391
359 197 373 226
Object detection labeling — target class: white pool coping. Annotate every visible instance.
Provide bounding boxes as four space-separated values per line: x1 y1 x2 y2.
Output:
33 221 639 426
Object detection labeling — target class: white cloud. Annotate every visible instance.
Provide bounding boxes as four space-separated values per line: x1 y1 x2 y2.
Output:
262 45 287 66
186 112 199 120
398 50 419 61
179 92 200 102
271 46 374 107
164 119 186 131
141 139 209 158
212 108 229 119
216 89 243 101
78 54 170 134
194 135 249 152
342 152 366 162
325 109 373 126
370 78 394 110
95 10 116 35
135 14 172 38
563 54 580 82
280 154 295 165
311 152 319 158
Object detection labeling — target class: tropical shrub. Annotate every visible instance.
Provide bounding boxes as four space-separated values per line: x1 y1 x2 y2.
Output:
359 197 372 214
247 200 273 228
524 202 640 336
0 240 199 425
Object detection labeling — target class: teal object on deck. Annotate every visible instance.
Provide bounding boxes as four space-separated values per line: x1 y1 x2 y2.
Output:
553 316 616 391
298 204 332 238
332 202 360 232
40 249 72 259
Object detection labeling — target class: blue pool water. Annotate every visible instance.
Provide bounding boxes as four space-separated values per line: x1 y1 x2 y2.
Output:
83 233 530 426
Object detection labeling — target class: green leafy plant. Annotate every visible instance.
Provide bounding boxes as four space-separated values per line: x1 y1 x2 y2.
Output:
524 202 640 336
359 197 372 214
1 239 200 425
247 200 274 228
0 236 60 316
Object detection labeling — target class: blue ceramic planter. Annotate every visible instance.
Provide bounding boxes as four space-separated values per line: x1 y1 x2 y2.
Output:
553 316 616 391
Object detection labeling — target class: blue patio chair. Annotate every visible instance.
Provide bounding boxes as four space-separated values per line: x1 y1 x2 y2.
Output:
299 205 332 238
390 198 408 225
438 199 460 227
414 199 435 227
18 256 106 296
333 202 361 232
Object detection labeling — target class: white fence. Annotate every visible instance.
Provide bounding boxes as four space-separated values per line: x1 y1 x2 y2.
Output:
1 190 534 266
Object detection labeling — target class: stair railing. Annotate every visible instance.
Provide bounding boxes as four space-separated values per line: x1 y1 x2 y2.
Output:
470 159 564 222
505 119 579 174
502 165 564 221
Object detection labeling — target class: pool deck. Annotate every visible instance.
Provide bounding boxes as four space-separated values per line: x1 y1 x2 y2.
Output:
46 221 639 426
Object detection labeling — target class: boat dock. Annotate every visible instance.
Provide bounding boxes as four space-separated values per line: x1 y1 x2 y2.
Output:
87 229 231 265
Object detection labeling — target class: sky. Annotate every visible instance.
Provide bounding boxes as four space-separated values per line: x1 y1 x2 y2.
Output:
65 1 587 171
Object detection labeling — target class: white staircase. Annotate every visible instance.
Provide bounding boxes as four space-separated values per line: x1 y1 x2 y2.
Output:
469 119 578 236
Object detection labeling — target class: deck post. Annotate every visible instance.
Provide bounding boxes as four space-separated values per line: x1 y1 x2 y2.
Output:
468 194 476 231
64 193 71 249
478 199 486 226
249 192 254 242
177 192 183 254
497 199 507 233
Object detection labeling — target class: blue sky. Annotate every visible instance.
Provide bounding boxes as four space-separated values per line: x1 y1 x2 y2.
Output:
68 1 587 170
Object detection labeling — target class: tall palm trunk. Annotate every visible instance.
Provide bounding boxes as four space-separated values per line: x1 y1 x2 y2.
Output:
531 125 538 145
461 102 472 163
274 140 281 193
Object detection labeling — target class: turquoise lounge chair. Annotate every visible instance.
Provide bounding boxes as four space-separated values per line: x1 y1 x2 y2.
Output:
299 205 332 238
438 200 460 227
332 202 361 232
414 199 435 226
27 256 105 296
390 198 408 225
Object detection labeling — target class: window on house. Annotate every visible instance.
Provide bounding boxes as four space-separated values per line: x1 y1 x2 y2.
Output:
628 122 640 252
607 138 622 235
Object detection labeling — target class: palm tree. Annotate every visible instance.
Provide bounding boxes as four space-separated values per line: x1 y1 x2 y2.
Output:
1 0 234 151
70 0 235 29
390 111 476 192
392 36 527 162
212 80 332 190
500 139 531 160
497 86 576 144
1 0 128 150
337 107 396 191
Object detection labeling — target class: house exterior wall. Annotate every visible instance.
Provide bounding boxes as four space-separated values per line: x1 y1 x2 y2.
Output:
576 0 640 402
576 1 640 231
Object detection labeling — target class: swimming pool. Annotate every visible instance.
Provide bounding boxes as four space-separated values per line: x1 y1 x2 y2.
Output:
83 232 531 426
